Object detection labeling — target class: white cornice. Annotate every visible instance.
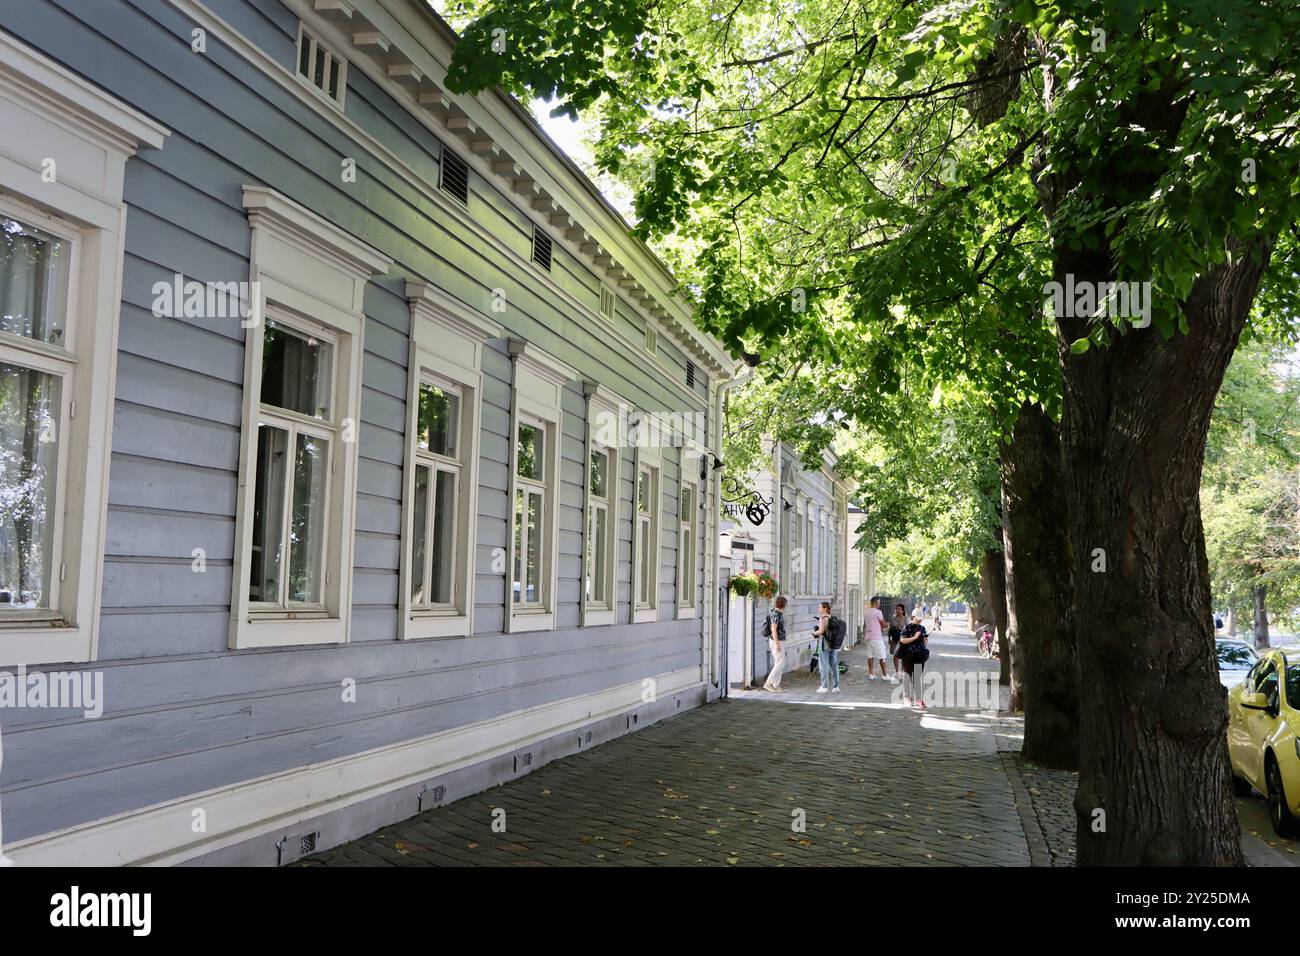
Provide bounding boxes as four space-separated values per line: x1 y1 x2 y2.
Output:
406 279 503 341
508 336 578 387
243 185 391 277
0 27 169 153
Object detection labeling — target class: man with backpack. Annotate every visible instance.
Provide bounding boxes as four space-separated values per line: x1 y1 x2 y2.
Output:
814 601 846 694
761 595 788 692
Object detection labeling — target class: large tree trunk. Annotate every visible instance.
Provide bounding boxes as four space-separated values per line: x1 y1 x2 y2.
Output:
1001 402 1078 769
1055 243 1270 867
979 549 1011 685
1252 584 1270 649
1225 606 1236 637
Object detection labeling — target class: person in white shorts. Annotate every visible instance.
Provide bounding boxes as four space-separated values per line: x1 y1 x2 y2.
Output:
862 596 890 680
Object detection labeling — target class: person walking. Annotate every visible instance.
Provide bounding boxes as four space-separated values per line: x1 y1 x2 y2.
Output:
885 603 907 684
814 601 844 694
762 595 788 692
897 614 931 707
863 596 890 680
931 601 943 630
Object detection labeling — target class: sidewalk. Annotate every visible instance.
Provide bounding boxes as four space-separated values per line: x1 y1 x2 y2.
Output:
304 619 1030 866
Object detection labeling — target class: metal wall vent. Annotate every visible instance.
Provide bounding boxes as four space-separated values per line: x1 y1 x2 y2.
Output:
440 148 469 205
532 226 552 271
599 284 616 320
686 362 696 389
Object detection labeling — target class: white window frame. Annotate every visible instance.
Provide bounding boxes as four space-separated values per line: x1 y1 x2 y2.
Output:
399 282 497 639
229 186 390 650
0 33 167 666
295 22 348 110
678 476 698 616
633 440 662 624
583 385 622 627
505 340 572 634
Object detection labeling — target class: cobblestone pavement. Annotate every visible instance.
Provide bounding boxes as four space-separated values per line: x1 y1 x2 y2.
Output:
305 620 1032 866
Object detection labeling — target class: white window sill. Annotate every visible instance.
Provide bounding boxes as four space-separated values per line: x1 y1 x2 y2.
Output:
230 616 346 649
583 607 615 627
401 611 471 640
511 610 554 633
0 623 92 667
633 607 657 624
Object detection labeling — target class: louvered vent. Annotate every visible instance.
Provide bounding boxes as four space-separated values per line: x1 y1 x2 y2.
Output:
645 324 657 354
686 362 696 389
296 25 347 107
599 285 616 320
440 149 469 205
532 226 552 271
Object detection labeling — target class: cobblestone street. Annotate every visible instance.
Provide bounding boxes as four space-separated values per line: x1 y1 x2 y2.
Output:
306 623 1034 866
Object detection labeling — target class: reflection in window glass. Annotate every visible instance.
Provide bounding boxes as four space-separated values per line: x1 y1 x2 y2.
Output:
0 215 70 346
590 448 607 498
411 464 429 604
430 469 456 604
587 505 607 605
249 424 288 603
261 321 332 419
417 383 459 457
0 362 60 608
517 422 543 480
288 433 328 604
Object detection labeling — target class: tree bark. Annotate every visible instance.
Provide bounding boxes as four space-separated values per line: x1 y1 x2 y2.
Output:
1056 242 1270 866
1225 606 1236 637
1000 402 1078 769
1252 584 1270 649
991 548 1011 687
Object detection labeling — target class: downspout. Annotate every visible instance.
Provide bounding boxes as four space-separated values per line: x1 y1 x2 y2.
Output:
712 361 754 697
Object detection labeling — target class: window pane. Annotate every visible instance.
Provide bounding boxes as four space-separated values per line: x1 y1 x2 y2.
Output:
297 35 311 77
328 57 341 99
288 432 328 604
430 469 456 604
313 45 326 89
525 490 542 604
513 488 524 604
0 216 70 346
517 422 543 481
249 424 288 603
587 504 607 605
637 469 651 514
589 448 607 498
417 383 459 458
261 320 332 419
0 362 59 609
411 464 429 604
638 517 650 604
681 486 693 518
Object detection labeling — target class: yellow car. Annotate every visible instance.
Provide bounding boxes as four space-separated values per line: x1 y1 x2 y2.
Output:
1227 649 1300 838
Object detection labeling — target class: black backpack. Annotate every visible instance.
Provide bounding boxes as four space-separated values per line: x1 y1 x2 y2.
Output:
825 616 846 650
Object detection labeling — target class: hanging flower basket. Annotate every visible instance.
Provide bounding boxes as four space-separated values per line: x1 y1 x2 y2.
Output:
729 570 779 600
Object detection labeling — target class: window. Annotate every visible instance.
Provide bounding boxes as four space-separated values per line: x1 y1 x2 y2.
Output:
678 480 697 611
0 212 72 619
248 317 336 612
231 186 390 649
584 385 621 627
531 226 552 272
506 339 572 634
599 285 616 321
296 24 347 108
805 508 814 595
514 418 548 609
0 33 168 666
399 280 494 639
634 456 660 622
440 148 469 206
409 379 461 609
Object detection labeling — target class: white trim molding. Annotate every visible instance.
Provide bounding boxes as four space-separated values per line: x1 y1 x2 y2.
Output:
398 281 500 640
228 185 390 650
0 29 168 667
504 339 574 634
2 668 704 866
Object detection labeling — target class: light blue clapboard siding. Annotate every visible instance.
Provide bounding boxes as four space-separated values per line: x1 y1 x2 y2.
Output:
0 0 713 846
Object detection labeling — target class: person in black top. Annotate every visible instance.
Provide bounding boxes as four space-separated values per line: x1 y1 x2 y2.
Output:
896 615 930 707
